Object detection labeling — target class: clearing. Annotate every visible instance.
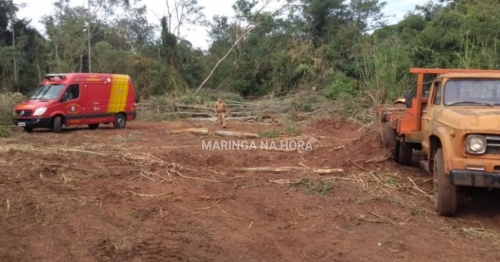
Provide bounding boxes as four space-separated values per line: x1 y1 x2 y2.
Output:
1 118 500 261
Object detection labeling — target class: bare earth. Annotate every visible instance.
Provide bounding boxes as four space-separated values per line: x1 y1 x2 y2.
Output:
1 117 500 262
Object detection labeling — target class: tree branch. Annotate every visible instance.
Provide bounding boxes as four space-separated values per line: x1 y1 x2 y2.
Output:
193 23 260 95
193 0 273 95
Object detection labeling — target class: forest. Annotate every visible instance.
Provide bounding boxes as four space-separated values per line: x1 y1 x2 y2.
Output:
1 0 499 130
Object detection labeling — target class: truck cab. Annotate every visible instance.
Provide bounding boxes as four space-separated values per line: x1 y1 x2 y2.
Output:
375 68 500 216
421 73 500 216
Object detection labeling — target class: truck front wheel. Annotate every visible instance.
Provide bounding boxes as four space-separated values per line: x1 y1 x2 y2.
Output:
433 148 457 216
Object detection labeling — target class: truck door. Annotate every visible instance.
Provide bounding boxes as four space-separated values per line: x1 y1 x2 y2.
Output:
60 83 84 126
421 81 442 153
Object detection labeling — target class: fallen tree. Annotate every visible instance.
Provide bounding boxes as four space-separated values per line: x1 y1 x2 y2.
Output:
188 116 274 122
174 104 213 111
168 112 213 117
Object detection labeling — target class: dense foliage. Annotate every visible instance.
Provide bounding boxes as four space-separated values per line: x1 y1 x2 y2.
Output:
0 0 499 105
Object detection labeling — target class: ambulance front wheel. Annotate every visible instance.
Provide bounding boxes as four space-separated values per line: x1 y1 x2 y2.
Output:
113 113 126 129
53 116 62 133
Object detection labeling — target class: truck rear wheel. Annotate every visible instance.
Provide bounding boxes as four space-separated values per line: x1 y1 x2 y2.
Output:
53 116 62 133
395 140 412 165
381 122 397 149
113 114 126 129
433 148 457 216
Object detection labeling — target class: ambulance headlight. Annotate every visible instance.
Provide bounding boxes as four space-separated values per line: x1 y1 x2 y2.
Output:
465 135 486 154
33 107 47 116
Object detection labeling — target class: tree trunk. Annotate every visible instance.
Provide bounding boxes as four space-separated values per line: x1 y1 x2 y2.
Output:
12 19 17 92
87 0 91 72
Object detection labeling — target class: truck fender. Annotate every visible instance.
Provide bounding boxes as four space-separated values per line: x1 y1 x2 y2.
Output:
430 126 456 174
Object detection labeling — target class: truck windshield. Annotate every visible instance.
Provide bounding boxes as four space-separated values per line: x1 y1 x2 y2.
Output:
29 84 65 100
444 78 500 106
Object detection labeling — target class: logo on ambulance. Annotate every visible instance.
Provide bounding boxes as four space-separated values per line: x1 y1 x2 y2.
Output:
66 103 79 114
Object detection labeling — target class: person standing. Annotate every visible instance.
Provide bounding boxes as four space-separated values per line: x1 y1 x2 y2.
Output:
214 98 227 128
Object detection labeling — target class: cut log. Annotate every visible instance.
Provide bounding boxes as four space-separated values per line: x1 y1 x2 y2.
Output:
311 168 344 174
168 112 213 118
187 117 254 122
169 129 259 138
169 128 209 135
365 156 389 163
174 104 213 111
226 112 249 117
188 118 217 122
226 116 258 121
233 167 344 174
234 167 304 172
215 130 259 138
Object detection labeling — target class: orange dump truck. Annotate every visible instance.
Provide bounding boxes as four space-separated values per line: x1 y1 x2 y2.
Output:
375 68 500 216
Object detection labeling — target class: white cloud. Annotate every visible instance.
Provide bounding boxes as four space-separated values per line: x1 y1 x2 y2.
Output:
13 0 429 50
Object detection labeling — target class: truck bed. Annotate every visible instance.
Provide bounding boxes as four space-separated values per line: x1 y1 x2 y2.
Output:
374 105 407 122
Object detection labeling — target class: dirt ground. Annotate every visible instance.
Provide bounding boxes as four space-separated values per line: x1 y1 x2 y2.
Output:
1 117 500 262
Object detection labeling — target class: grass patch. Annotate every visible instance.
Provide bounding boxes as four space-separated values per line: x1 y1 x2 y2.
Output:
0 125 10 138
295 178 337 195
110 131 143 143
410 207 428 216
0 92 25 126
259 130 279 138
285 126 302 136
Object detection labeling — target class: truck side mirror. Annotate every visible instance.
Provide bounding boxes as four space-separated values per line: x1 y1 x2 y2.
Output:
404 90 413 108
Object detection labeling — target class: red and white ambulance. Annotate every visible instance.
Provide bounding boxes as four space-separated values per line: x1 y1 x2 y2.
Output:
12 73 137 133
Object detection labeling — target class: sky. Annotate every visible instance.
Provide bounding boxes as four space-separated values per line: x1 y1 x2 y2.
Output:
12 0 430 50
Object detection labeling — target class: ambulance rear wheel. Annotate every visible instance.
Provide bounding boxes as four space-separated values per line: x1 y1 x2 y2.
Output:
113 114 126 129
88 124 99 130
53 116 62 133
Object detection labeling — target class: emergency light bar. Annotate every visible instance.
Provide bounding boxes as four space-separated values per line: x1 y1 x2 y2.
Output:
45 74 67 81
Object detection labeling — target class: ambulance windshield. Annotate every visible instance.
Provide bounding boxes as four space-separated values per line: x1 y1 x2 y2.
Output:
29 84 65 100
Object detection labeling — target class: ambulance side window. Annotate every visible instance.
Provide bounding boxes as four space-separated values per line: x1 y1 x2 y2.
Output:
62 84 79 101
